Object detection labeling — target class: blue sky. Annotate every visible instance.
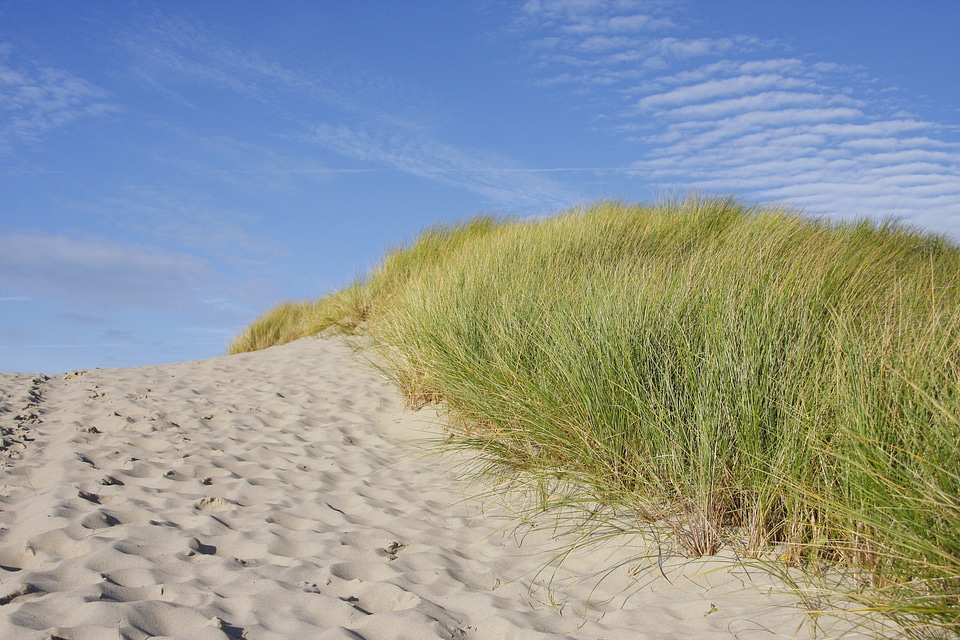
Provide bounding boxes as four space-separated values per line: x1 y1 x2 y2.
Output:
2 1 958 373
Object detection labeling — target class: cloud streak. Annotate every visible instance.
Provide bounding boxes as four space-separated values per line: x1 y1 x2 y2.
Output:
0 233 211 308
312 123 575 209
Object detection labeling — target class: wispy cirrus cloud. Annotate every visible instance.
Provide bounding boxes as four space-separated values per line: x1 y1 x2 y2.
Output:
312 123 575 209
118 12 575 211
117 13 339 110
516 1 960 235
0 45 118 155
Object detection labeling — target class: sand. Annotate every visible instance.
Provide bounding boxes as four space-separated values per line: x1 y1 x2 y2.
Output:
0 337 857 639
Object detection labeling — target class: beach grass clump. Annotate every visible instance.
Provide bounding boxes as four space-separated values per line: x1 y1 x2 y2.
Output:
231 196 960 637
227 215 503 354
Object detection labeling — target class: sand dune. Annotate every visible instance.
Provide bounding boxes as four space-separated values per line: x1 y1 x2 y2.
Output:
0 337 854 639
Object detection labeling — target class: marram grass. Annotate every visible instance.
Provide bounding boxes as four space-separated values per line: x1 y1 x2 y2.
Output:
231 196 960 638
227 216 501 355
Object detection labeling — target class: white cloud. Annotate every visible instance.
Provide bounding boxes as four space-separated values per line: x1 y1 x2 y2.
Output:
0 49 118 154
521 0 674 34
635 73 813 109
577 35 640 52
840 135 949 151
658 91 838 120
606 14 660 32
654 37 737 59
807 120 933 138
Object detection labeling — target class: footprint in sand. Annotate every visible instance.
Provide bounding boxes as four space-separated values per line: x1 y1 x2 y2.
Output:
80 511 121 529
345 583 421 614
187 537 217 556
193 496 235 511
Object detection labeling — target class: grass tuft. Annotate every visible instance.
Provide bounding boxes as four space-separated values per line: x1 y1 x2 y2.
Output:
231 195 960 637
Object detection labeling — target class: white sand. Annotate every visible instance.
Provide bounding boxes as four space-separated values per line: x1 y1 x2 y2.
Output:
0 337 857 639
